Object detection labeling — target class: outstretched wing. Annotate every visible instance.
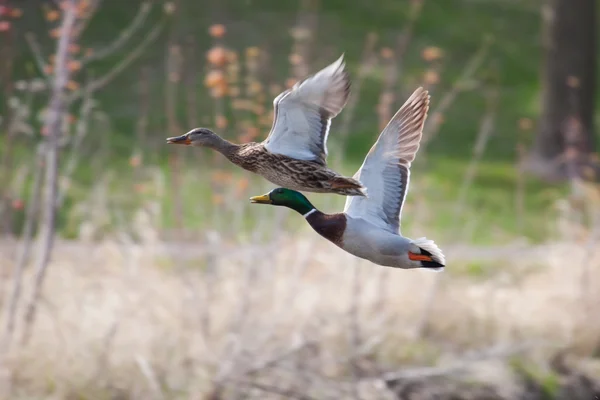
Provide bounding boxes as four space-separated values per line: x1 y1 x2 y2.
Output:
343 87 430 234
262 55 351 166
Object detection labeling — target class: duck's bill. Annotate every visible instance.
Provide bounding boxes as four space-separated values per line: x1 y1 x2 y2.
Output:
249 194 272 204
166 134 191 145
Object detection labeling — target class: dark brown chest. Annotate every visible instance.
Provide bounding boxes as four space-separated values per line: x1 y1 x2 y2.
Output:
306 212 346 247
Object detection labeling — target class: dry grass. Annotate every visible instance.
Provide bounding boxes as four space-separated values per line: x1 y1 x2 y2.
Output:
1 222 599 398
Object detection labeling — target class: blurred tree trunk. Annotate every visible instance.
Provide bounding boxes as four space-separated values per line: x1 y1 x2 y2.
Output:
528 0 597 181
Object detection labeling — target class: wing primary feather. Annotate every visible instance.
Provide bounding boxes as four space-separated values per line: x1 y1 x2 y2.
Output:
343 87 430 233
262 55 351 165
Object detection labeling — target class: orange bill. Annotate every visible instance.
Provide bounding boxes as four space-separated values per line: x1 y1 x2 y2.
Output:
166 134 191 145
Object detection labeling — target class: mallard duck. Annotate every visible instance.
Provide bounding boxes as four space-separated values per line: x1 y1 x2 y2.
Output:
249 87 445 270
166 55 366 197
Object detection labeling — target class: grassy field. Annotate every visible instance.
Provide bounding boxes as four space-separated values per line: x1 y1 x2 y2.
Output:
1 226 600 398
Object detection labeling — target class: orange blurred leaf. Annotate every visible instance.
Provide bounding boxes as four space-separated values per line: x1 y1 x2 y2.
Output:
68 60 81 72
209 24 226 38
68 43 80 53
163 2 175 14
421 46 444 62
245 47 260 58
204 70 226 88
11 199 24 210
380 47 394 59
235 178 249 197
288 53 302 65
46 10 60 22
129 155 142 167
66 80 79 90
285 78 297 89
210 85 227 98
212 194 224 206
518 118 533 131
206 47 228 67
215 115 228 129
423 70 440 85
10 8 23 18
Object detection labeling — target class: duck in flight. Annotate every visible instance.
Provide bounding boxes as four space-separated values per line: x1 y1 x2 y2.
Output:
249 87 445 270
167 55 366 197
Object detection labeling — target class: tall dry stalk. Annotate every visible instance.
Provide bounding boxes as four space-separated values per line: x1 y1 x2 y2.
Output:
333 32 378 170
0 84 38 234
420 37 492 151
184 34 199 166
0 147 43 353
135 65 150 159
393 0 425 89
452 84 499 228
0 7 19 234
289 0 319 79
56 85 94 208
20 0 78 346
413 85 498 339
165 0 184 232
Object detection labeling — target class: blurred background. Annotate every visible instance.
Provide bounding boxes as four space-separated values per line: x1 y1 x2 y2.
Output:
0 0 599 399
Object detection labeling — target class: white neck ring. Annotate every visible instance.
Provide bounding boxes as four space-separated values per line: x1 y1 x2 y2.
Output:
303 208 317 218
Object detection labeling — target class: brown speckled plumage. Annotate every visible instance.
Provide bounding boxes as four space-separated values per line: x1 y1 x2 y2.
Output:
220 142 365 196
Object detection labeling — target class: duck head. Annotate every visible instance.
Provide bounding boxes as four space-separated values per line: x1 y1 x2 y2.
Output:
250 188 316 216
166 128 221 148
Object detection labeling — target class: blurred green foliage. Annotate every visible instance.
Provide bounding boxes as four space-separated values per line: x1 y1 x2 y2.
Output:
4 0 593 242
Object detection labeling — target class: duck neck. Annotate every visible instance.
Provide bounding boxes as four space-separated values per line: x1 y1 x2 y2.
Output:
210 136 239 159
287 199 317 218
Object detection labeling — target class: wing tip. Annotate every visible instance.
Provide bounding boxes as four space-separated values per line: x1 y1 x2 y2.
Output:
405 86 430 113
388 86 431 142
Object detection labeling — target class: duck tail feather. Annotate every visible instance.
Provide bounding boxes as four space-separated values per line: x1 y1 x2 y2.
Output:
412 237 445 269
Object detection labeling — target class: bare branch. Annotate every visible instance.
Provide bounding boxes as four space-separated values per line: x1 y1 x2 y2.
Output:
334 32 378 167
231 379 321 400
378 342 541 382
420 36 492 149
135 355 166 399
0 147 44 353
237 340 315 378
452 85 499 225
56 85 95 208
68 22 164 102
20 0 78 346
72 0 102 39
82 2 153 65
24 33 48 78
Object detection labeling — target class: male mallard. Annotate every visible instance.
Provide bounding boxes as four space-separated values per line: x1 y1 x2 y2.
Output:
249 87 445 270
167 55 366 197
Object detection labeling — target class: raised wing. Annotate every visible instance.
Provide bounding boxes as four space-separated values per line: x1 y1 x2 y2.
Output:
343 87 430 234
262 55 351 166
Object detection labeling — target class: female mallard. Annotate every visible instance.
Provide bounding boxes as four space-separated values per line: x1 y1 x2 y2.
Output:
249 87 445 270
167 55 366 197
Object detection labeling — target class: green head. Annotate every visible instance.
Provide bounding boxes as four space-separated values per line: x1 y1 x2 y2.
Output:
249 188 316 216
